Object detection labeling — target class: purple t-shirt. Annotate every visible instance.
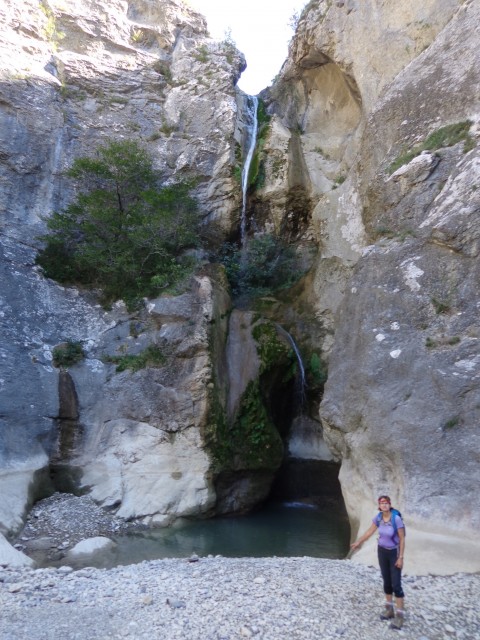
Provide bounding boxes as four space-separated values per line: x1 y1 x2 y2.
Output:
373 513 404 549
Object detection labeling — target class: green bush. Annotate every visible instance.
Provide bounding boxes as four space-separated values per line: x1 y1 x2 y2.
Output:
194 45 209 63
443 416 459 430
232 381 284 468
252 322 295 377
104 344 165 372
52 341 85 368
389 120 474 174
431 297 450 314
219 234 304 300
423 121 473 151
152 61 172 83
308 352 328 387
256 98 271 130
205 379 283 471
249 99 271 190
36 140 199 308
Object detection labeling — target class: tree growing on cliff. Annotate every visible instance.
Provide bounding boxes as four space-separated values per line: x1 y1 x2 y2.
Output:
37 140 199 308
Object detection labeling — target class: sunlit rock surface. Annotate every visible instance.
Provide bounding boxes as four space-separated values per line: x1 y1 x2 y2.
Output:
73 273 230 524
66 536 116 562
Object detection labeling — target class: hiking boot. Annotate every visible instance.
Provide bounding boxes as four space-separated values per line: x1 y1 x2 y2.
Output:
390 613 404 630
380 605 395 620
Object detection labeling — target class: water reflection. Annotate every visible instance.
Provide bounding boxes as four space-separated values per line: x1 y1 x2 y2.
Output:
62 501 350 570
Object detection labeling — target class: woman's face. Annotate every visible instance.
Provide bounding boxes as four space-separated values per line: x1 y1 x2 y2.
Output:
378 499 391 512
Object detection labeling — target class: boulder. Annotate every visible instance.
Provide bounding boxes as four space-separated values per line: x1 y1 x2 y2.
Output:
0 533 35 568
67 536 116 560
0 458 50 537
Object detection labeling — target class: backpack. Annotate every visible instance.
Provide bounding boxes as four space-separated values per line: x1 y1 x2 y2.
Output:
375 508 406 538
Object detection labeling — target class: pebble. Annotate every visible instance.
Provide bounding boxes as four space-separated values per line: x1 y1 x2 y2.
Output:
8 584 22 593
166 598 187 609
57 566 73 574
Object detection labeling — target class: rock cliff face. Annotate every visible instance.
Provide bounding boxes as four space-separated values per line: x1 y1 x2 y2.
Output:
72 269 231 526
260 0 480 574
0 0 245 235
0 0 246 538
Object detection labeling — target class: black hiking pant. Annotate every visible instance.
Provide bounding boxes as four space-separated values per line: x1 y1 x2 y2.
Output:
378 546 404 598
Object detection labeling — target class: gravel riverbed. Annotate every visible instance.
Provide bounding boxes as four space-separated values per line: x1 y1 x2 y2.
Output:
1 557 479 640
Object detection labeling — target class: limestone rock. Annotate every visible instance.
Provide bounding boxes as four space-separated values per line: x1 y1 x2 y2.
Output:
67 536 116 560
286 0 462 113
315 3 480 569
80 420 214 521
420 152 480 257
0 533 35 568
0 0 245 236
71 273 230 522
225 310 261 420
288 416 333 461
2 0 480 579
0 458 50 536
388 151 439 186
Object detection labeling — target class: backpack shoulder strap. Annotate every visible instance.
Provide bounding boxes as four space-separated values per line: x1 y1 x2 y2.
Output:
390 509 401 535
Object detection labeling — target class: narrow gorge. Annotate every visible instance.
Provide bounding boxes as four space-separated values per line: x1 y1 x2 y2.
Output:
0 0 479 576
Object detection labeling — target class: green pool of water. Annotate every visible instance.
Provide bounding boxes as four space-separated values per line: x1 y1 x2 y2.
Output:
65 501 350 569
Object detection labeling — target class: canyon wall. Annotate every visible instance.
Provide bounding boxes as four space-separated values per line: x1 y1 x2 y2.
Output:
260 0 480 574
0 0 295 559
0 0 246 539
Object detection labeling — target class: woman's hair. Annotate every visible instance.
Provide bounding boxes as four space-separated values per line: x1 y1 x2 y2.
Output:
378 495 392 504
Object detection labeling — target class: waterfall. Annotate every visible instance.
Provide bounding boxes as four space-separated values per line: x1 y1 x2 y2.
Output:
275 326 333 461
275 325 306 405
240 95 258 246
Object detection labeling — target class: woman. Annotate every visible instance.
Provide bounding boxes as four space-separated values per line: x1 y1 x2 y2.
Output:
350 495 406 630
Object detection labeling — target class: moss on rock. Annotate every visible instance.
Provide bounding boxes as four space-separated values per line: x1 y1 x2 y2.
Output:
231 380 284 470
252 320 294 376
205 320 293 473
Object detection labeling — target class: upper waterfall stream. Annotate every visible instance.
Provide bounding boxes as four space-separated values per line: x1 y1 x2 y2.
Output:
240 95 258 245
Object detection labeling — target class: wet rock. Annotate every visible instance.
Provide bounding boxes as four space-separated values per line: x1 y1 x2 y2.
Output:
25 537 56 551
67 537 116 561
